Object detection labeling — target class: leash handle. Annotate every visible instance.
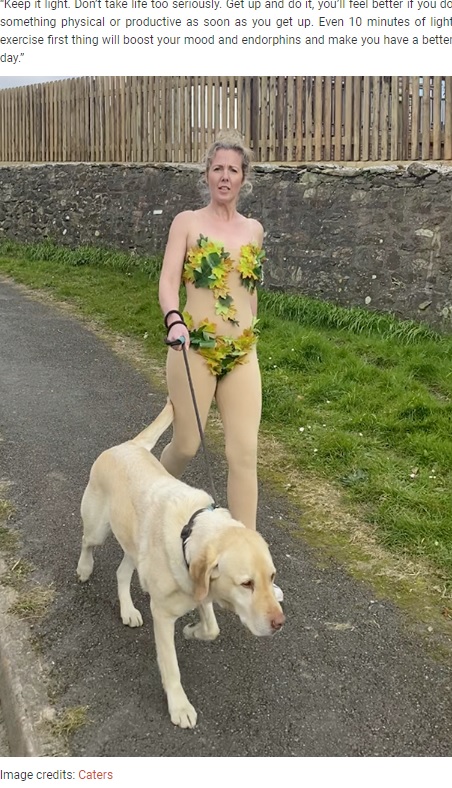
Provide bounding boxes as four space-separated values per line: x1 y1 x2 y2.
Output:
165 335 186 347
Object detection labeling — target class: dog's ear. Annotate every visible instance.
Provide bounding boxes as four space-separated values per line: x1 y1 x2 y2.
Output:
189 546 219 602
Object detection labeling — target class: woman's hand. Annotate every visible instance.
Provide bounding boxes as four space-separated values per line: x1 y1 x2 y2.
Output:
166 320 190 350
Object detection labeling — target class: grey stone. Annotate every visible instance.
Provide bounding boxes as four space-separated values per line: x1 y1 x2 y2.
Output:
407 162 432 179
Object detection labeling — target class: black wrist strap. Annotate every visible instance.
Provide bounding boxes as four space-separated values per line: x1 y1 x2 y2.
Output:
164 309 184 329
166 319 186 335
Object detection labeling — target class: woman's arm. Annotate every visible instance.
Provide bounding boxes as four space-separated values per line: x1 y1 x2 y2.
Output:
250 290 258 317
249 218 264 318
159 212 191 349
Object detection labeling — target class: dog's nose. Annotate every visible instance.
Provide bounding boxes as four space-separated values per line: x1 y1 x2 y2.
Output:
271 612 285 631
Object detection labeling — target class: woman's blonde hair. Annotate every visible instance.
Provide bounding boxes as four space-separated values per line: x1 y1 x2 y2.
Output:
202 130 254 196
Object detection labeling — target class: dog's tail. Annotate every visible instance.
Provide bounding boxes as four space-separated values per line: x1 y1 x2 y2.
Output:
131 399 174 451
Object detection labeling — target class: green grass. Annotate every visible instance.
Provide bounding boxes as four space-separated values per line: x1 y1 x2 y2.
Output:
8 585 55 620
1 240 451 591
0 488 17 552
50 706 90 740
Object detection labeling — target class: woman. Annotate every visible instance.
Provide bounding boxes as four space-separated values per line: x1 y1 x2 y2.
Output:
158 130 283 602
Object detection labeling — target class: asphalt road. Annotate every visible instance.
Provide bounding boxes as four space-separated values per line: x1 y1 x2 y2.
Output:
1 277 452 757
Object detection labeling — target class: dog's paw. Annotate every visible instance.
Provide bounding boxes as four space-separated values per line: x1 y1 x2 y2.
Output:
121 607 143 627
170 702 197 729
76 560 93 583
183 622 220 641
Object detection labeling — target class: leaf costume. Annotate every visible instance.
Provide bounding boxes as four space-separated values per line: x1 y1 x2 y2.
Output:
182 235 266 378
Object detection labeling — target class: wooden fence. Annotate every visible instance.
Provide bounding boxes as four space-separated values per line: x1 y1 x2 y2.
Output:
1 76 451 164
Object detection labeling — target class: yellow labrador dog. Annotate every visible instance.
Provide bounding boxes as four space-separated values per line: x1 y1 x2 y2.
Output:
76 401 285 728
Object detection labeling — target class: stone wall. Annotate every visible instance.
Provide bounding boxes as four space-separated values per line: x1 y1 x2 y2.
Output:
1 161 451 331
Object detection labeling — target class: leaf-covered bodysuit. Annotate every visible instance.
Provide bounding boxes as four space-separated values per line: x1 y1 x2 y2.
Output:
182 235 266 378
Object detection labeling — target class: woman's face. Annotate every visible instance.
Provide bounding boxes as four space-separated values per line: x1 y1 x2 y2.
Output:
206 149 245 205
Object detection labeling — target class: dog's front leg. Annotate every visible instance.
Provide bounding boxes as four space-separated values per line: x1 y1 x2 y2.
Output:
117 553 143 627
183 602 220 641
151 603 197 729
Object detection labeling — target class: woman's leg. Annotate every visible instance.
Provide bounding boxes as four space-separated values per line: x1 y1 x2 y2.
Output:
215 350 262 529
160 348 217 478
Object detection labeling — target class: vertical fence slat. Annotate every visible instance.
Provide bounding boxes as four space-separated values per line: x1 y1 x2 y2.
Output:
61 81 67 163
18 88 23 161
193 76 199 163
174 76 182 162
344 76 353 161
305 77 313 161
411 76 420 161
98 76 104 162
137 76 143 163
361 76 370 161
220 75 227 135
11 90 15 160
159 75 164 163
206 75 212 157
380 77 390 161
0 91 4 161
74 77 80 163
112 75 118 162
353 76 361 161
277 76 285 161
24 86 28 160
314 77 323 161
400 76 410 161
422 75 431 160
214 76 221 140
178 76 183 163
47 81 52 162
0 90 5 161
268 77 276 162
94 77 99 162
184 76 190 162
75 77 81 162
323 77 332 161
13 88 20 161
445 76 452 160
391 76 399 161
295 76 303 162
228 76 235 135
83 76 89 162
334 76 343 161
432 75 442 160
199 76 206 161
142 75 147 162
1 90 6 160
39 82 45 162
286 76 294 162
149 76 156 163
371 77 378 161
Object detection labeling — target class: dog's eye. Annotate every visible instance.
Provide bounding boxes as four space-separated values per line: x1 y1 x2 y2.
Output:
241 580 254 590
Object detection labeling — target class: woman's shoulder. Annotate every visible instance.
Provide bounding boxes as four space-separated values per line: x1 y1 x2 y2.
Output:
241 215 264 246
171 209 195 227
171 208 209 231
236 211 263 230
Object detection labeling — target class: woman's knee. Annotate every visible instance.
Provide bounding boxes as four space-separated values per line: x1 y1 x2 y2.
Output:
167 435 201 464
224 437 258 471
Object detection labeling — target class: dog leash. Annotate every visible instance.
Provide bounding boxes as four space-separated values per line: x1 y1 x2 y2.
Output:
165 335 220 507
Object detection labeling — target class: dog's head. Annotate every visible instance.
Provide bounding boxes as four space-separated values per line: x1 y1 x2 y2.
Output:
189 525 285 637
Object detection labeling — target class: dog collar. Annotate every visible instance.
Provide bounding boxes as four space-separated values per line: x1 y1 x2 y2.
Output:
181 503 218 569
